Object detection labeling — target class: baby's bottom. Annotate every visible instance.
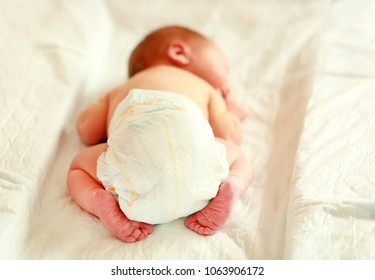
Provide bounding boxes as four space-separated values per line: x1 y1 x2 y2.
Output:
185 139 252 236
67 143 153 242
67 140 252 241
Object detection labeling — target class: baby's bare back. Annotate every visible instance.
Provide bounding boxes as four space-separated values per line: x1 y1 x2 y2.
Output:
106 65 215 126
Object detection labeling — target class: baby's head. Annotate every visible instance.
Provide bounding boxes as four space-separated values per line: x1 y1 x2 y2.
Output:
128 25 229 91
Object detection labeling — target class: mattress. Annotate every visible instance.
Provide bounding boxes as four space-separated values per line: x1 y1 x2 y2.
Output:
0 0 374 259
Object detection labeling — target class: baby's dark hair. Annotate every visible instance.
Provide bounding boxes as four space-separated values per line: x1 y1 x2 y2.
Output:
128 25 206 77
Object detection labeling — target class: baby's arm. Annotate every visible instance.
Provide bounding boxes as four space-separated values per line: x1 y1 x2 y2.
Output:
208 89 243 144
220 88 248 121
76 94 109 145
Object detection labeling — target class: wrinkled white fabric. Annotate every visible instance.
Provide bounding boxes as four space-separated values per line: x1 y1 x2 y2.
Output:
2 0 375 260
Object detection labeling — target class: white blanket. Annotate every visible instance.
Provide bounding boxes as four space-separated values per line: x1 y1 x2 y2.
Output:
1 0 374 259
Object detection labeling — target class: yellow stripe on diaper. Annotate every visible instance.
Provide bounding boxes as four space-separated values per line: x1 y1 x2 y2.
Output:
107 147 139 204
162 118 180 220
129 191 139 207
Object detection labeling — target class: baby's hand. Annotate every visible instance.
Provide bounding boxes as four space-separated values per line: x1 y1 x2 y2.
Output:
220 88 248 121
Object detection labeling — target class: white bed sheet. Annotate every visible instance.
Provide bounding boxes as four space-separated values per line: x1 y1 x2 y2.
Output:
0 0 374 260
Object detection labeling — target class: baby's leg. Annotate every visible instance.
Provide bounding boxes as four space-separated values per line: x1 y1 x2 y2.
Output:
67 143 153 242
185 139 253 235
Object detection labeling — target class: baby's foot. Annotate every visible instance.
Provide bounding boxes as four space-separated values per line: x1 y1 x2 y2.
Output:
184 182 233 236
92 189 153 242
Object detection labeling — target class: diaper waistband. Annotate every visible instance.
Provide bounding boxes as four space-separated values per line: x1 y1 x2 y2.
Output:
126 88 200 109
109 88 203 133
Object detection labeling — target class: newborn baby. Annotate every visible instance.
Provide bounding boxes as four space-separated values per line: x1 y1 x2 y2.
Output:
67 26 253 242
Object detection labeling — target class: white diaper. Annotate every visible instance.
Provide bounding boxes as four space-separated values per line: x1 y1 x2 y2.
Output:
97 89 229 224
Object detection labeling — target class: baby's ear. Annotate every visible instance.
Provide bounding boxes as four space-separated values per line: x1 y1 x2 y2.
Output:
167 40 191 66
